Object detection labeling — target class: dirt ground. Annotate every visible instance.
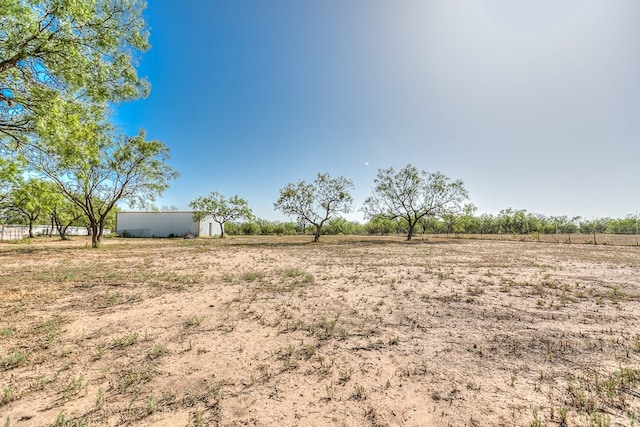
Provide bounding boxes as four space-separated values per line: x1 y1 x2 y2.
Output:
0 235 639 426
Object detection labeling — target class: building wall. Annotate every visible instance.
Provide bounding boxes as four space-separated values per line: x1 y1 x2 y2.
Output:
197 218 222 238
116 211 221 238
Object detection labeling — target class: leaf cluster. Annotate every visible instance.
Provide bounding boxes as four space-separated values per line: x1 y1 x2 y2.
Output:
0 0 150 144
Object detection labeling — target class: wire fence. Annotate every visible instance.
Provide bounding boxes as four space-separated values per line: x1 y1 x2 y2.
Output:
0 226 27 241
0 225 111 241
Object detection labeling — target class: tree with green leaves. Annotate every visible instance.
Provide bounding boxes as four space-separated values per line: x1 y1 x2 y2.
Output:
323 217 357 236
4 178 56 238
417 216 446 235
362 164 469 241
365 216 401 235
49 193 86 240
607 214 640 235
0 156 20 206
189 192 252 238
24 128 177 247
498 208 530 236
0 0 149 145
579 217 610 245
443 203 477 237
274 173 354 242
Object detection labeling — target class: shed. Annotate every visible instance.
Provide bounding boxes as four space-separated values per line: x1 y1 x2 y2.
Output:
116 211 221 238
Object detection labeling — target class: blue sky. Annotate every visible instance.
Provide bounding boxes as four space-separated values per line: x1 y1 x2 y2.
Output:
115 1 640 221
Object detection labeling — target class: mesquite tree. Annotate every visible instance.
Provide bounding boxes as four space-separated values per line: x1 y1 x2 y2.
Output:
274 173 353 242
25 129 178 247
189 192 252 238
362 164 469 241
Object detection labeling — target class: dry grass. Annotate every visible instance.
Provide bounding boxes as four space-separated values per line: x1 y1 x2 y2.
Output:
0 235 639 426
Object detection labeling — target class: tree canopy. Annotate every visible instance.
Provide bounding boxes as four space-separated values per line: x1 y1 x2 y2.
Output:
274 173 354 242
362 164 469 240
189 192 252 238
0 0 150 145
4 177 56 238
0 156 20 204
23 128 177 247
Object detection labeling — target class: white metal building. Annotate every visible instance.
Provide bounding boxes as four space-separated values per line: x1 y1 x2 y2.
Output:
116 211 221 238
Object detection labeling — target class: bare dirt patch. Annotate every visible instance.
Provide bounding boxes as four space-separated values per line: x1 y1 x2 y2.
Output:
1 236 639 426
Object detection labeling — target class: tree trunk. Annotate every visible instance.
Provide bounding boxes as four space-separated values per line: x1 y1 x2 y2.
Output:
53 218 68 240
406 221 416 241
313 226 321 242
90 222 100 248
219 221 225 238
96 217 106 246
61 223 72 240
28 219 34 238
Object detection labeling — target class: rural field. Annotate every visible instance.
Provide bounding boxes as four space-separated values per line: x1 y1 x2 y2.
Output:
1 235 639 426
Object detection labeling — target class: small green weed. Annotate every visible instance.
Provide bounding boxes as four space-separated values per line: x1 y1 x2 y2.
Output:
38 315 63 348
116 364 154 393
53 411 85 427
557 407 568 425
325 383 335 400
1 387 15 406
92 345 106 360
0 324 14 338
2 349 27 369
147 394 157 414
608 286 626 302
353 384 366 400
530 405 542 427
193 410 207 427
242 271 265 282
338 368 353 385
308 317 339 340
62 374 85 400
147 343 166 360
101 290 125 306
303 345 317 359
112 332 139 349
589 411 611 427
95 387 105 409
185 315 205 327
281 268 315 285
211 380 224 401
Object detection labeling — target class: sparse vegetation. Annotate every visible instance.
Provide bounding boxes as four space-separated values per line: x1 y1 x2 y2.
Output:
1 387 15 406
185 315 205 328
111 332 139 349
2 349 27 369
0 235 638 425
0 324 14 338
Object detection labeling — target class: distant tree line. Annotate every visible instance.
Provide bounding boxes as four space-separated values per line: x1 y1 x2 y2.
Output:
191 164 638 243
220 212 639 239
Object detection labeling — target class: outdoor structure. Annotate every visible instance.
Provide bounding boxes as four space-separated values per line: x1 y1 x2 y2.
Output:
0 225 110 241
116 211 221 238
